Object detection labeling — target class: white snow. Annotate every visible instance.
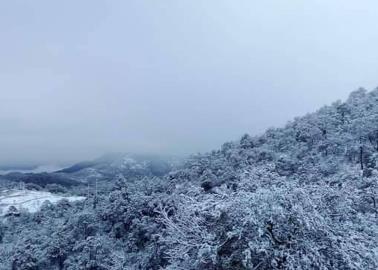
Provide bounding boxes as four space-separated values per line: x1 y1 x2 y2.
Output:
0 189 85 216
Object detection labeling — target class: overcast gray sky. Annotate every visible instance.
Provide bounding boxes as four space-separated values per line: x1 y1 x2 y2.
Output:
1 0 378 165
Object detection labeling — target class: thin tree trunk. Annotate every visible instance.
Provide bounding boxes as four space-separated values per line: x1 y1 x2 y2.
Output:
360 146 364 170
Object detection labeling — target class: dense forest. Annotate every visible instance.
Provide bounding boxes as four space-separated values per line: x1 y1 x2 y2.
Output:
0 88 377 269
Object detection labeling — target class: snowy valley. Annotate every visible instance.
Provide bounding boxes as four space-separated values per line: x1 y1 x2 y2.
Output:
0 189 85 216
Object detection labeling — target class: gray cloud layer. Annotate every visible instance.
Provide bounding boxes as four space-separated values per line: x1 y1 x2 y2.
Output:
1 0 377 165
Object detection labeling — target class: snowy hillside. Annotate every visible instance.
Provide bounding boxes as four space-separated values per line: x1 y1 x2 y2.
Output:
0 89 377 269
0 190 85 216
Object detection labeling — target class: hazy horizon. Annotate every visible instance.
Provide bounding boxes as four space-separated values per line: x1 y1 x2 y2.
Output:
1 1 378 166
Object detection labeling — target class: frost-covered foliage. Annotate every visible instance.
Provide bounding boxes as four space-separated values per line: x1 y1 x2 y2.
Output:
158 169 377 269
0 88 377 269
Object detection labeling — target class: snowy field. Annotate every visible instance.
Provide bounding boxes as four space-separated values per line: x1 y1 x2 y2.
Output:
0 189 85 216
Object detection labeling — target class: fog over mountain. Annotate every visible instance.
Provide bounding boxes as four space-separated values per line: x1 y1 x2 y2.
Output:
1 1 378 165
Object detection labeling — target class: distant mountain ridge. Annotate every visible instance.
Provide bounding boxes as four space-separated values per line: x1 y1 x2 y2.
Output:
57 152 178 178
0 153 179 191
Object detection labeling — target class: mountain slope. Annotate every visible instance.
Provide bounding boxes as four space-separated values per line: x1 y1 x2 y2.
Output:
0 88 377 270
157 88 378 269
171 88 378 189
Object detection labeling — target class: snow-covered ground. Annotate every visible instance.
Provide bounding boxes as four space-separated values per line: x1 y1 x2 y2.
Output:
0 190 85 216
